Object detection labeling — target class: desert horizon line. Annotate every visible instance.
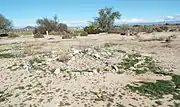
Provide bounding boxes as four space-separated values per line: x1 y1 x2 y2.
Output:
14 20 180 28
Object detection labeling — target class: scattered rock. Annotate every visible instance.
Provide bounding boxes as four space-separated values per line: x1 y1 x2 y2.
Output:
93 69 98 74
112 65 119 72
54 68 61 74
11 66 19 71
93 53 100 59
72 48 81 55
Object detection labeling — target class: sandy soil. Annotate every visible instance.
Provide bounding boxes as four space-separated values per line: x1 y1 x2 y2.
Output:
0 32 180 107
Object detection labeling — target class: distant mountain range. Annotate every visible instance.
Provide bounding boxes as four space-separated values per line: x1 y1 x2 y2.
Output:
116 21 180 26
23 26 35 30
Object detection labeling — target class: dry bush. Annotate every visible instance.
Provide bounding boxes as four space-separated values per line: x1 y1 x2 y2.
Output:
56 52 71 63
49 31 62 35
84 25 101 34
33 33 44 38
139 36 166 42
72 33 79 37
108 29 122 34
80 31 88 36
8 33 19 38
153 27 163 32
62 33 75 39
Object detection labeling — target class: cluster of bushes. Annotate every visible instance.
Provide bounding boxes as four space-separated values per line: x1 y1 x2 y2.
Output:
133 25 169 33
106 25 171 35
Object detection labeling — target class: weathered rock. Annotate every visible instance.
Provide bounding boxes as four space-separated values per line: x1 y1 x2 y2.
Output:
72 48 81 55
54 68 60 74
11 66 19 71
36 70 43 73
93 69 98 74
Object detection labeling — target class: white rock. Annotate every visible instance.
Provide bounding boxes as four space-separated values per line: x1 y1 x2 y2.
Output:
72 48 80 55
93 53 100 59
52 54 56 58
11 66 19 71
36 70 43 73
54 68 61 74
93 69 98 74
47 58 53 62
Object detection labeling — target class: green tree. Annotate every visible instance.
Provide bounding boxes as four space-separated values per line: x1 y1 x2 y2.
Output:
35 15 67 34
91 7 121 31
0 14 13 32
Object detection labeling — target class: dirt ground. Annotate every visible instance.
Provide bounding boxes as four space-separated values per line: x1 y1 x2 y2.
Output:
0 32 180 107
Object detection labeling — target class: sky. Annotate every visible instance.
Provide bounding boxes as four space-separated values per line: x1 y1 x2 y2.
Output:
1 0 180 27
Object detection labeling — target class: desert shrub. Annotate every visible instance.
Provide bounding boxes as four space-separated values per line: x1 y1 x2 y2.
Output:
116 103 125 107
138 26 153 33
84 25 100 34
133 25 141 27
108 29 122 34
172 75 180 88
127 80 176 99
153 27 163 32
146 27 153 33
33 27 45 34
104 42 118 47
108 25 130 34
127 74 180 99
159 26 168 31
33 33 44 38
62 33 74 39
0 53 15 58
8 33 19 38
58 23 68 32
80 31 88 36
72 33 79 37
49 31 61 35
117 53 162 74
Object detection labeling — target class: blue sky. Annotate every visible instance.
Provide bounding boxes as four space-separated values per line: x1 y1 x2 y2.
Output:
1 0 180 27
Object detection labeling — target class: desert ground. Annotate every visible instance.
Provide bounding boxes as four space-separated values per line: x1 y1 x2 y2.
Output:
0 32 180 107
